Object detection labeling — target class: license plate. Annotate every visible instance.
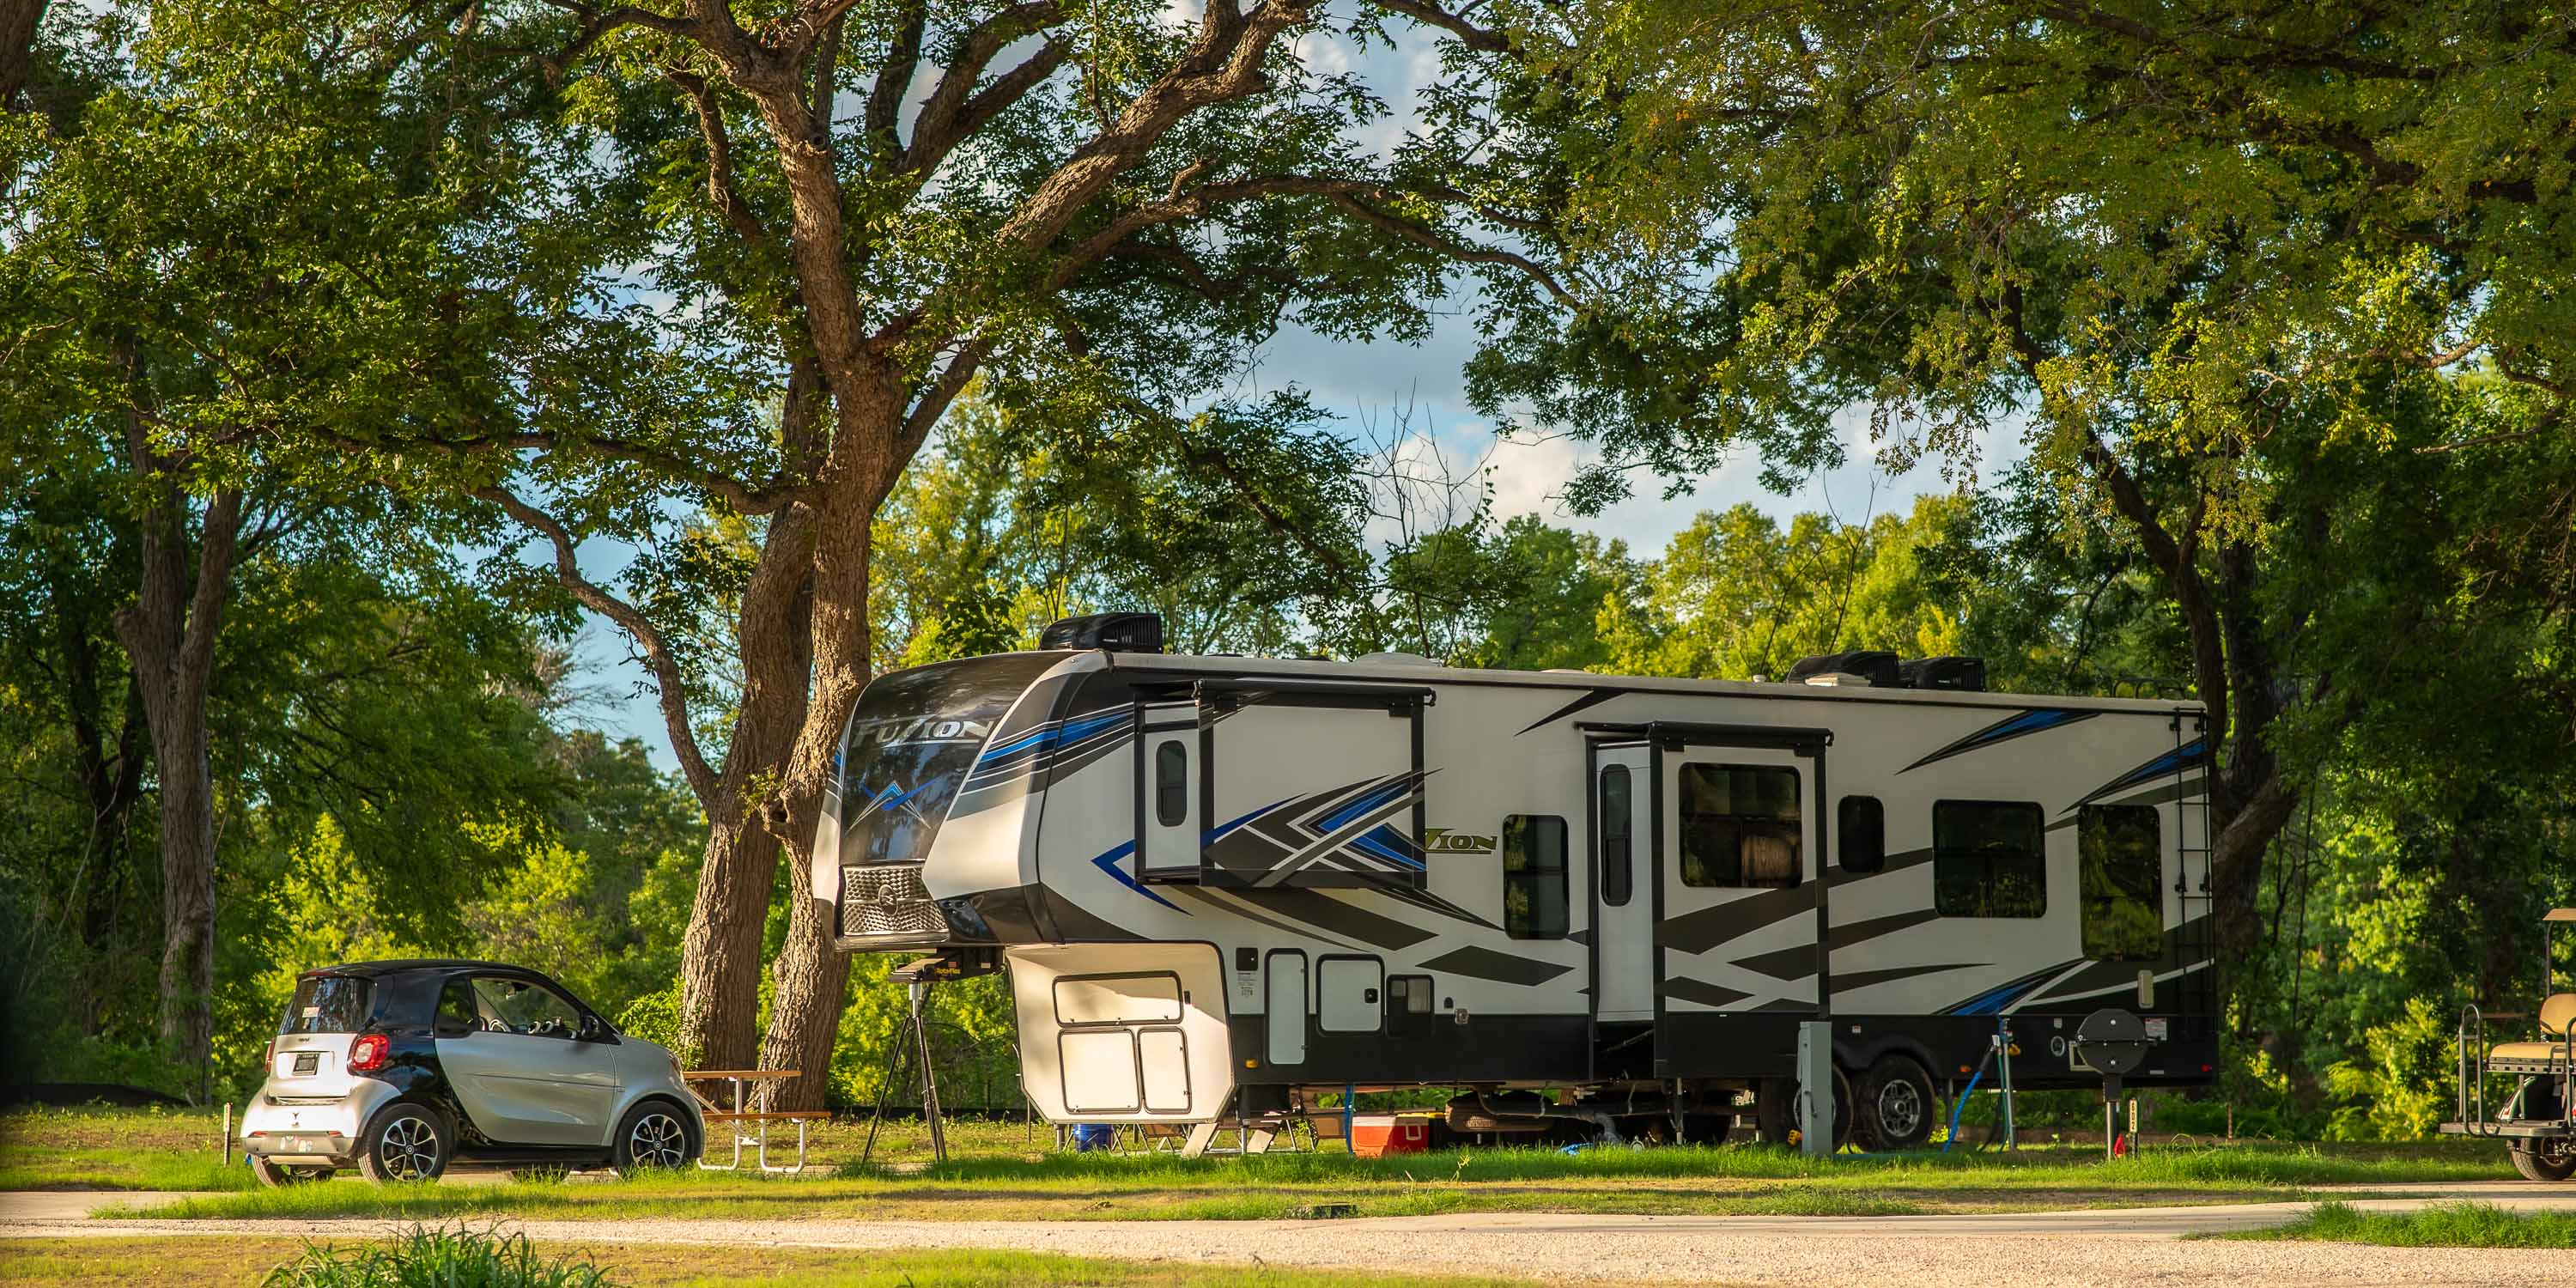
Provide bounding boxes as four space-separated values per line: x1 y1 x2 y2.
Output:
293 1052 319 1075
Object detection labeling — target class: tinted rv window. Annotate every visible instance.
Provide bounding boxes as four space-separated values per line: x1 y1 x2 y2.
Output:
837 653 1064 866
1502 815 1569 939
1933 800 2046 918
279 975 373 1035
1678 764 1801 888
1600 766 1633 907
1154 739 1188 826
1838 796 1886 874
2080 805 2163 960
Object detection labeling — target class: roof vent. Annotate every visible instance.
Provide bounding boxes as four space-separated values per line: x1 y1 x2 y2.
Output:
1785 650 1899 688
1039 612 1163 653
1899 656 1988 692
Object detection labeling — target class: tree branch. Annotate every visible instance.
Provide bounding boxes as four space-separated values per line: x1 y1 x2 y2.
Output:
901 3 1072 174
862 0 926 158
1325 192 1581 309
664 66 775 250
477 485 722 803
1366 0 1508 53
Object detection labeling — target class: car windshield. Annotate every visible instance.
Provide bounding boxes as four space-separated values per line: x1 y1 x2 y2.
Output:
279 975 373 1035
836 653 1062 865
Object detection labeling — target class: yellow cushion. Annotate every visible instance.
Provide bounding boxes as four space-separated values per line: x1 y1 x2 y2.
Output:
2543 993 2575 1037
2490 1041 2570 1061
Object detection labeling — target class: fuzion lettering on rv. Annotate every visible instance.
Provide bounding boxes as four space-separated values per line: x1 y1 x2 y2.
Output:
888 718 993 744
1422 828 1498 854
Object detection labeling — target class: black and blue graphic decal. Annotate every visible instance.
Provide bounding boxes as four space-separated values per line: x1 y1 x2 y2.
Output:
2068 737 2208 811
1900 708 2097 774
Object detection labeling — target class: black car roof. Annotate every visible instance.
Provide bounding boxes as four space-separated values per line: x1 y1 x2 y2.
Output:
301 959 553 981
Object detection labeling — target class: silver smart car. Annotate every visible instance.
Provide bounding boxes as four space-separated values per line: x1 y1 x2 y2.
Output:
241 959 703 1185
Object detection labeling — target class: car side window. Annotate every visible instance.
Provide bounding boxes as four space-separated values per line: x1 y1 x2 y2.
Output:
435 980 482 1035
471 977 584 1039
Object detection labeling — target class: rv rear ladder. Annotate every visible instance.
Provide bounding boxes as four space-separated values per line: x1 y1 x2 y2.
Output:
2171 713 2219 1026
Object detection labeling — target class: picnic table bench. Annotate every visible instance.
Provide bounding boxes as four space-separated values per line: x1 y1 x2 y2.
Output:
684 1069 823 1173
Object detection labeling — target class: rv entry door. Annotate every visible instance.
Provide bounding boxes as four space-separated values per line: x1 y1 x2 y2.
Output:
1592 744 1654 1023
1653 736 1826 1078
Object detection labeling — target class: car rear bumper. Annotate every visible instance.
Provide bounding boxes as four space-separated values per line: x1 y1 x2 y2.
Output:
241 1077 400 1159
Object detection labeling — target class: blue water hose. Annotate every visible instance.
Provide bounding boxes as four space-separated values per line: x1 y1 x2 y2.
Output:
1941 1066 1986 1153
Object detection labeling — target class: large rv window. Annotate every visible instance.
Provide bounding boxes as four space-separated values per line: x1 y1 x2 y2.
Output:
1933 800 2046 918
1678 764 1801 888
1601 767 1633 907
1502 815 1569 939
1153 739 1188 827
2080 805 2163 960
836 653 1062 866
1838 796 1886 874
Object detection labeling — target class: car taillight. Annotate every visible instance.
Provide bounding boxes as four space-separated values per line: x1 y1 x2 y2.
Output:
347 1032 390 1073
264 1038 276 1067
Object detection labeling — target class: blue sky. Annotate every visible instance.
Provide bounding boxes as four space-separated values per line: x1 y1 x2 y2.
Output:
554 20 2028 773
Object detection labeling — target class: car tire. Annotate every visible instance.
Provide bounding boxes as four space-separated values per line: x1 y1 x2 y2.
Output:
249 1156 332 1188
2510 1145 2576 1182
613 1100 699 1171
1855 1056 1937 1151
355 1100 451 1184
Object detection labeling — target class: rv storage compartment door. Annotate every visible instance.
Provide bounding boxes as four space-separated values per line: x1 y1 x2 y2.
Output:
1198 683 1427 889
1317 956 1383 1033
1137 701 1202 881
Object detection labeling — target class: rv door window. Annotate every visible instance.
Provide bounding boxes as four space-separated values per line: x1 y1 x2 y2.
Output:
1502 815 1570 939
1838 796 1886 874
1932 800 2046 918
1600 767 1633 907
1153 739 1188 828
1678 765 1801 888
2079 805 2163 960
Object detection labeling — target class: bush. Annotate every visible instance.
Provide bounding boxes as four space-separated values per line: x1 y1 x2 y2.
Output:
264 1224 614 1287
612 987 690 1067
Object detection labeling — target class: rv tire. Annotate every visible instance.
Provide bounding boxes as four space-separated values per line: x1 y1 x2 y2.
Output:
1854 1055 1937 1151
2509 1145 2575 1182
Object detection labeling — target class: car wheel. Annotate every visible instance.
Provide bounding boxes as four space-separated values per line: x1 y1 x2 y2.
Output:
614 1101 698 1171
356 1101 450 1184
250 1156 333 1188
2510 1145 2576 1182
1855 1056 1937 1151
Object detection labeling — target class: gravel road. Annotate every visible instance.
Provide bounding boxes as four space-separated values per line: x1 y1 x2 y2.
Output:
7 1182 2574 1286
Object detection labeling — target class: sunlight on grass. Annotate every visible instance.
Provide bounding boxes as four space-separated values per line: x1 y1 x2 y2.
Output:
2229 1200 2576 1248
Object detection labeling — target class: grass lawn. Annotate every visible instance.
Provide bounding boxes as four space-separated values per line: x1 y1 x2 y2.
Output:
0 1236 1560 1288
2225 1200 2576 1249
7 1106 2516 1223
100 1137 2512 1223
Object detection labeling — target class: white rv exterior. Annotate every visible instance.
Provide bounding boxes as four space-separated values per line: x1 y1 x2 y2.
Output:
819 642 2217 1145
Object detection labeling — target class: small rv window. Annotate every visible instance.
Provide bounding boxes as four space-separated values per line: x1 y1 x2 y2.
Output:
1678 764 1801 888
1601 767 1633 907
1154 738 1188 828
1933 800 2046 918
1502 815 1569 939
1838 796 1886 874
2080 805 2163 960
1386 975 1435 1038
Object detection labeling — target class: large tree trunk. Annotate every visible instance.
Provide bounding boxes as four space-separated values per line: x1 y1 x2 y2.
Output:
0 0 46 108
111 475 242 1096
756 470 880 1109
675 506 816 1068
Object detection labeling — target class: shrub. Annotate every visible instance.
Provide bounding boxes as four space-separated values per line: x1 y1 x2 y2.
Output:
264 1224 615 1287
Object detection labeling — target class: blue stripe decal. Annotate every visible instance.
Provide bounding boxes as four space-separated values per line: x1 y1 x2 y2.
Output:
1089 839 1182 912
1315 778 1413 832
976 709 1130 767
1352 824 1425 870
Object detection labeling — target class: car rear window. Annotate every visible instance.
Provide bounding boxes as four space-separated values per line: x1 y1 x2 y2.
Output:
279 975 374 1035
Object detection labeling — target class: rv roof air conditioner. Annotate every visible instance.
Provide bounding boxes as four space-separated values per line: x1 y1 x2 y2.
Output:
1356 651 1443 666
1039 611 1163 653
1786 650 1900 688
1899 655 1988 692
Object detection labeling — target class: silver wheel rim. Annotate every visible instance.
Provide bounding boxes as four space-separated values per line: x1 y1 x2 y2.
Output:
1878 1078 1923 1140
629 1113 687 1168
378 1115 440 1181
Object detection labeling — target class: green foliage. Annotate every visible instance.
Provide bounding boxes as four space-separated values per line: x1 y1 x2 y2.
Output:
264 1225 611 1288
2233 1200 2576 1249
2321 999 2453 1142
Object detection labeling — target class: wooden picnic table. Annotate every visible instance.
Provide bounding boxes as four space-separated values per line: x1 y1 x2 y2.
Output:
682 1068 820 1173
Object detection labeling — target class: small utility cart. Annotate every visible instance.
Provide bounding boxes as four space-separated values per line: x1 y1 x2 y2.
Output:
2441 908 2575 1182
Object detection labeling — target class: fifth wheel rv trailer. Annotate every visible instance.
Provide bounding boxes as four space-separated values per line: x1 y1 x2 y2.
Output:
817 614 2219 1147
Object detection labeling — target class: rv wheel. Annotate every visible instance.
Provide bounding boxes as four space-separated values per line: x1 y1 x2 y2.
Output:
1855 1056 1937 1151
2509 1145 2576 1182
